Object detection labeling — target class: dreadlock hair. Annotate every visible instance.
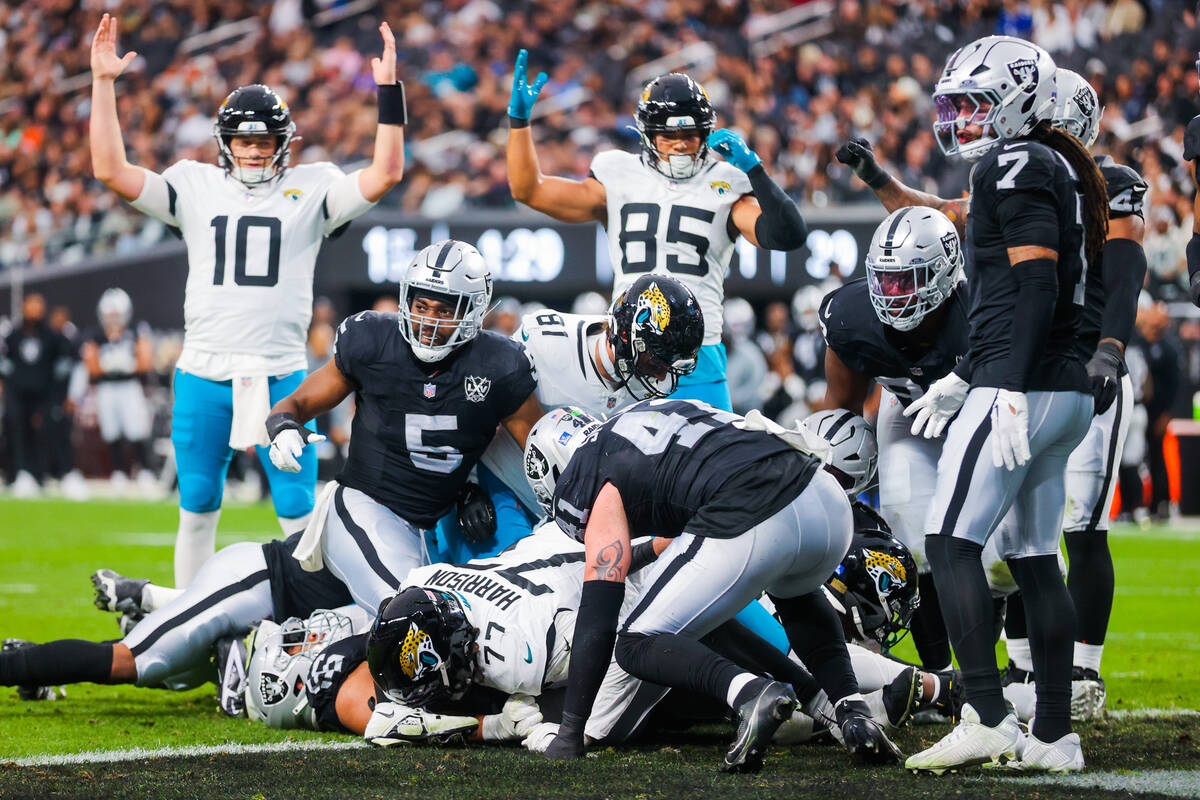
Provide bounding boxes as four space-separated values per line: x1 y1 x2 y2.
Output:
1028 120 1109 268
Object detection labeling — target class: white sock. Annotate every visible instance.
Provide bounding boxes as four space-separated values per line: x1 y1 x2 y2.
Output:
1007 637 1033 673
141 583 184 612
726 672 758 708
278 512 311 535
175 508 220 587
921 673 941 704
1074 642 1103 672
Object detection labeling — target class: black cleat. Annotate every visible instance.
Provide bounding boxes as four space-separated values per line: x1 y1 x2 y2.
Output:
3 639 65 701
1000 659 1033 686
881 666 921 729
91 569 149 616
836 698 904 764
213 635 249 717
935 669 966 723
721 681 798 774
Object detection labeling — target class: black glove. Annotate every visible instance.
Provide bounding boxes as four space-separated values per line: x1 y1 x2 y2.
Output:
1184 114 1200 162
834 698 903 764
1085 340 1126 415
543 732 585 761
456 481 497 543
835 137 891 189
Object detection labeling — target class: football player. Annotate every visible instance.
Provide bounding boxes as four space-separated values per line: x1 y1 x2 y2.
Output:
82 288 155 488
89 14 406 586
901 37 1108 774
532 399 901 772
505 51 808 411
819 208 968 675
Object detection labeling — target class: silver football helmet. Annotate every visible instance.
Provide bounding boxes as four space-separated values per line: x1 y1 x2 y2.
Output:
933 36 1057 161
245 610 355 730
865 207 963 332
523 407 603 513
399 240 493 363
97 287 132 331
801 409 878 495
1050 68 1101 148
722 297 756 341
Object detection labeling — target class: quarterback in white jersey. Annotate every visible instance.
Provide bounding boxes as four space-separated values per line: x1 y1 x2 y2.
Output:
506 54 809 411
89 15 406 586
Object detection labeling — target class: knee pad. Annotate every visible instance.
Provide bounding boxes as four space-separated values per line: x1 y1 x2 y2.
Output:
177 468 226 513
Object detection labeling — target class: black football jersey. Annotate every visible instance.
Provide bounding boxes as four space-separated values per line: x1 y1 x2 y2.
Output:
333 312 537 528
963 140 1088 392
1072 155 1148 361
820 278 969 408
552 399 821 541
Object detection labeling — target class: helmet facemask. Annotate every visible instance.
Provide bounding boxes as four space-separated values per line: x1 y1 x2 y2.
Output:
637 123 710 180
400 288 488 363
866 251 955 331
933 90 1004 162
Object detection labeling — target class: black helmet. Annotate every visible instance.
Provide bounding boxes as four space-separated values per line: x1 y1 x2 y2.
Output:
823 523 919 651
608 275 704 400
212 84 297 185
635 73 717 180
366 587 476 708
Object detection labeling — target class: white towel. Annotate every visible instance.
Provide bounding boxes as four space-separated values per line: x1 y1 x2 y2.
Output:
229 375 272 449
734 409 833 464
294 480 338 572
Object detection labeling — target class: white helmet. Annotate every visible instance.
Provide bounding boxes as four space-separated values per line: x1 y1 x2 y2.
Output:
722 297 756 341
865 207 963 332
97 288 132 331
802 409 878 495
1050 68 1100 148
245 610 354 730
523 407 603 513
932 36 1057 161
399 240 492 363
791 285 825 332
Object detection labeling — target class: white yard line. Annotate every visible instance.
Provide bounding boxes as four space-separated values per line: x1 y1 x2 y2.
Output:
989 769 1200 798
5 739 369 767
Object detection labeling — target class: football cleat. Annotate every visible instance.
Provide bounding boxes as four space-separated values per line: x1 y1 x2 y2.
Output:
213 635 249 718
1070 667 1106 721
721 680 798 773
905 703 1022 774
836 698 904 764
2 639 65 701
880 666 921 730
91 569 149 616
1000 659 1033 686
934 670 966 723
364 701 479 747
1010 731 1084 772
117 612 144 637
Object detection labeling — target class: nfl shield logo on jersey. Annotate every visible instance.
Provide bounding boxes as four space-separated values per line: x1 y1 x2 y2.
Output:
424 383 436 399
464 375 491 403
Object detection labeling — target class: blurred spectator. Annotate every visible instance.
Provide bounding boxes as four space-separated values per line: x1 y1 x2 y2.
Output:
1133 299 1181 520
484 295 521 335
722 297 767 415
571 291 609 317
372 294 400 313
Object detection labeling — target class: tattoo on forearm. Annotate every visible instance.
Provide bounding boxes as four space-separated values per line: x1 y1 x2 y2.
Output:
595 540 626 582
876 181 968 236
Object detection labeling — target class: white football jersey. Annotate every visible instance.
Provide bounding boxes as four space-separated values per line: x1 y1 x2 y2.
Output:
130 160 373 379
590 150 752 346
478 310 636 515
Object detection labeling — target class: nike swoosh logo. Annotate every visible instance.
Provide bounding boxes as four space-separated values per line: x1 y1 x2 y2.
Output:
523 644 533 663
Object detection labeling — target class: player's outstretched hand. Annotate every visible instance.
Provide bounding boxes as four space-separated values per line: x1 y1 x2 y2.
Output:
991 389 1030 471
370 21 397 86
903 372 969 439
708 129 762 173
457 481 498 543
91 13 138 80
268 427 325 473
508 49 548 120
835 137 890 189
482 694 543 741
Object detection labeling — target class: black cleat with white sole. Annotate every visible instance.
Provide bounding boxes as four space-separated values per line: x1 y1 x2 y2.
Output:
721 681 798 774
881 666 921 729
836 697 904 764
91 569 149 616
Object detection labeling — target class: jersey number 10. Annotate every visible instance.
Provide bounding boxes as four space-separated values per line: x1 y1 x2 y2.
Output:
210 215 281 287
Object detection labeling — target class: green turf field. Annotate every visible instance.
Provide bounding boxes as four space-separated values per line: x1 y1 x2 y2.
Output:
0 498 1197 799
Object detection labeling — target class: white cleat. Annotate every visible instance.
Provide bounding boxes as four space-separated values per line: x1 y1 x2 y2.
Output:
905 703 1023 775
1070 668 1106 721
364 702 479 747
11 471 40 499
1010 731 1084 772
1002 681 1037 723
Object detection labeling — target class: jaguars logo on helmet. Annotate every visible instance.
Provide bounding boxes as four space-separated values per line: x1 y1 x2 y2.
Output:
635 283 671 334
399 622 443 681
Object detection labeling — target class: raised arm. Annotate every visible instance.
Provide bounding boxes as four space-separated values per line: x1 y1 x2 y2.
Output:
836 137 968 236
505 50 606 223
89 13 146 201
356 21 405 203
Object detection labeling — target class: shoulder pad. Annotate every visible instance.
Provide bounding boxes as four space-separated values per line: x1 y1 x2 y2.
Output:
589 149 638 185
1099 161 1148 217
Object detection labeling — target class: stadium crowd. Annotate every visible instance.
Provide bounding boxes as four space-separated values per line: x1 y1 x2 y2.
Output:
1 0 1200 295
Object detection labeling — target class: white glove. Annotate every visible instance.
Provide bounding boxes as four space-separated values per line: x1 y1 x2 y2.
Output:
268 427 326 473
903 372 969 439
363 701 478 747
481 693 543 741
521 721 561 753
991 389 1030 470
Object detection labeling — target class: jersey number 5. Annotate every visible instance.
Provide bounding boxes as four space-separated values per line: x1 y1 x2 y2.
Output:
619 203 714 277
210 215 281 287
405 414 463 474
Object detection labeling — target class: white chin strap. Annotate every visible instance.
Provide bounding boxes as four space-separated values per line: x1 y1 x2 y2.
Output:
658 152 701 180
410 342 450 363
232 163 276 186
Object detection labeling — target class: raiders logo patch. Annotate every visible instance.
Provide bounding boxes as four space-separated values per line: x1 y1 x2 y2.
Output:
524 446 549 480
464 375 491 402
1007 58 1038 92
1072 86 1096 119
258 672 289 706
940 232 960 264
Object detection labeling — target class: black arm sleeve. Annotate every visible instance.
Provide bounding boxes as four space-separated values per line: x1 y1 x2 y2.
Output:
748 164 808 251
557 579 625 743
1099 237 1146 345
952 352 972 383
1003 258 1058 391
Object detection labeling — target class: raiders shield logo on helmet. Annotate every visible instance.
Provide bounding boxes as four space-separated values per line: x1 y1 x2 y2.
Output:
1007 58 1038 92
940 232 961 265
1072 85 1097 120
257 672 289 706
464 375 491 403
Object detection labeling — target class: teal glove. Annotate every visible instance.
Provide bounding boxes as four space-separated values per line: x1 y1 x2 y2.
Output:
508 49 548 120
708 128 761 173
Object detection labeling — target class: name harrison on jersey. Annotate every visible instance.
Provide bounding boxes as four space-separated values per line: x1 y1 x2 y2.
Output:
424 569 522 611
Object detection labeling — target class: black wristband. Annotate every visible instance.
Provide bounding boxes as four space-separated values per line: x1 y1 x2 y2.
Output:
858 159 891 190
265 412 302 442
377 82 407 126
508 115 530 129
